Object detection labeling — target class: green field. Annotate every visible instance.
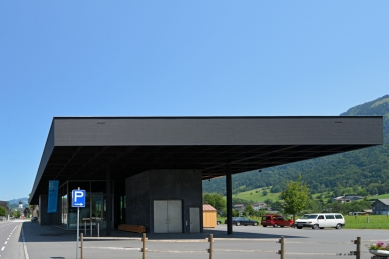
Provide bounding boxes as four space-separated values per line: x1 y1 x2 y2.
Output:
344 215 389 229
368 193 389 200
217 215 389 229
233 188 332 203
233 187 280 202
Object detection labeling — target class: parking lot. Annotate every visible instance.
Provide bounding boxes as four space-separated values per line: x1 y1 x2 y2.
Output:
20 222 389 259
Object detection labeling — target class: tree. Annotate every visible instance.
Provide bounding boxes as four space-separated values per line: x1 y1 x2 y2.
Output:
0 206 6 217
13 210 21 218
244 205 255 217
271 201 284 212
279 175 310 222
203 193 226 211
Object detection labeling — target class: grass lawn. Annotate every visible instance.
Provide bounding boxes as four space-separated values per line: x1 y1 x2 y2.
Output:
368 193 389 200
344 215 389 229
233 188 332 203
218 215 389 229
233 187 280 202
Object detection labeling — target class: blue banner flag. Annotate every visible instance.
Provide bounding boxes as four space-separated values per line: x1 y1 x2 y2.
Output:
47 180 59 213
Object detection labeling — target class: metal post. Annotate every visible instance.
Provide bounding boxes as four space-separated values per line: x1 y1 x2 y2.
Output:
356 237 361 259
209 234 213 259
76 208 79 259
226 164 233 235
97 223 100 240
76 187 80 259
90 220 92 237
106 165 112 236
278 236 284 259
84 221 86 236
142 233 146 259
80 233 83 259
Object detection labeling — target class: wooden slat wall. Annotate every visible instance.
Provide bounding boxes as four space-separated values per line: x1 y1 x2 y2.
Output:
203 211 217 228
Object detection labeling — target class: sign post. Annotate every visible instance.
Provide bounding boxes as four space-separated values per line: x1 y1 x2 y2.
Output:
72 188 86 259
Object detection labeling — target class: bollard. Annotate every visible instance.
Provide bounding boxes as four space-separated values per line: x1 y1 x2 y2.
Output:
352 237 361 259
142 233 146 259
367 216 370 223
80 233 83 259
97 223 100 240
277 236 285 259
208 234 213 259
356 237 361 259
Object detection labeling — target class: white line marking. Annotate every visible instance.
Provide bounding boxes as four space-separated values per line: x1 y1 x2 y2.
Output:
4 241 6 245
1 246 4 251
21 227 30 259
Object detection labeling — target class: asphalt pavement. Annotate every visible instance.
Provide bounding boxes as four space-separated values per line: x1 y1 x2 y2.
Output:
0 220 25 259
3 221 389 259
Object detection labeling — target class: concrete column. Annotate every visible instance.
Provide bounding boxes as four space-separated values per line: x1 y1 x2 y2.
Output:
106 166 112 236
226 164 233 235
38 194 50 225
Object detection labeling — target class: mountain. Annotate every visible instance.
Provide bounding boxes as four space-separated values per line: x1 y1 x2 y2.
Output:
203 95 389 196
8 197 29 205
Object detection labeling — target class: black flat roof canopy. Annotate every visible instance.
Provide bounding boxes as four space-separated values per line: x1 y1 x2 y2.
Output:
30 116 383 204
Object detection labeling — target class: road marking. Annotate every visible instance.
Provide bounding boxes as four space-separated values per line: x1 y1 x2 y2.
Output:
21 227 30 259
1 246 4 251
4 242 6 245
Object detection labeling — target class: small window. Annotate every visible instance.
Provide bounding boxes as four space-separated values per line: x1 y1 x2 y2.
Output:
325 215 335 219
318 215 324 219
335 214 343 219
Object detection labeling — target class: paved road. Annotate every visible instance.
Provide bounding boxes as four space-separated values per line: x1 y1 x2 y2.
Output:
0 220 25 259
21 222 389 259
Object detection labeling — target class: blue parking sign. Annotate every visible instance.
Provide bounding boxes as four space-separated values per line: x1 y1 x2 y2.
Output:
72 190 86 207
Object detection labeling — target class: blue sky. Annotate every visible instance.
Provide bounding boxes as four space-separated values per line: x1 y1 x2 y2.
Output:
0 1 388 201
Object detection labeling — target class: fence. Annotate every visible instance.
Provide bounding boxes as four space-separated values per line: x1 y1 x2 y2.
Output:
77 233 386 259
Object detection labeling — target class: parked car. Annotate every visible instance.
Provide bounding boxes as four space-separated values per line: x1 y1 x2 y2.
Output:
261 214 294 227
31 217 38 221
217 220 221 225
294 213 345 229
224 217 259 226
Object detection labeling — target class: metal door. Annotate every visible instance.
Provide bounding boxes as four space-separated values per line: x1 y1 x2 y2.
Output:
154 200 168 233
167 200 182 233
189 207 200 233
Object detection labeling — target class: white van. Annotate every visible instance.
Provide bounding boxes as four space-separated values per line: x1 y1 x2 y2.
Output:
294 213 345 229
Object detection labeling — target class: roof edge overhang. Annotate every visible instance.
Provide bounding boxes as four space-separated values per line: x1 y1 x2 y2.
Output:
29 116 384 204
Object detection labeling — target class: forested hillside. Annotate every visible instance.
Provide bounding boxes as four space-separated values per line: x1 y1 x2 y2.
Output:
203 95 389 197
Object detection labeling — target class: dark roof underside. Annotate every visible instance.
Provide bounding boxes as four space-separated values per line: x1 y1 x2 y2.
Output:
30 116 383 204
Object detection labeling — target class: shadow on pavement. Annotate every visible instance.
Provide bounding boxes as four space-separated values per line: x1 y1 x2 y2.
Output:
22 221 307 242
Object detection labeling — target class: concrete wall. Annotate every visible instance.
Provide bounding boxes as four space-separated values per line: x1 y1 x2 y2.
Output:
126 171 151 229
126 169 203 233
38 194 50 225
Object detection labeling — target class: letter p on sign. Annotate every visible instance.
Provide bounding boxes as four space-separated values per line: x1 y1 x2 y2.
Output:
72 190 86 207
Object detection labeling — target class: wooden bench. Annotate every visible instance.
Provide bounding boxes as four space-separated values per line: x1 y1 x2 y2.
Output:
118 224 146 233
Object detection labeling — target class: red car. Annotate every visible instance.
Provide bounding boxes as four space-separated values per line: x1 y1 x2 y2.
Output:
261 214 294 227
